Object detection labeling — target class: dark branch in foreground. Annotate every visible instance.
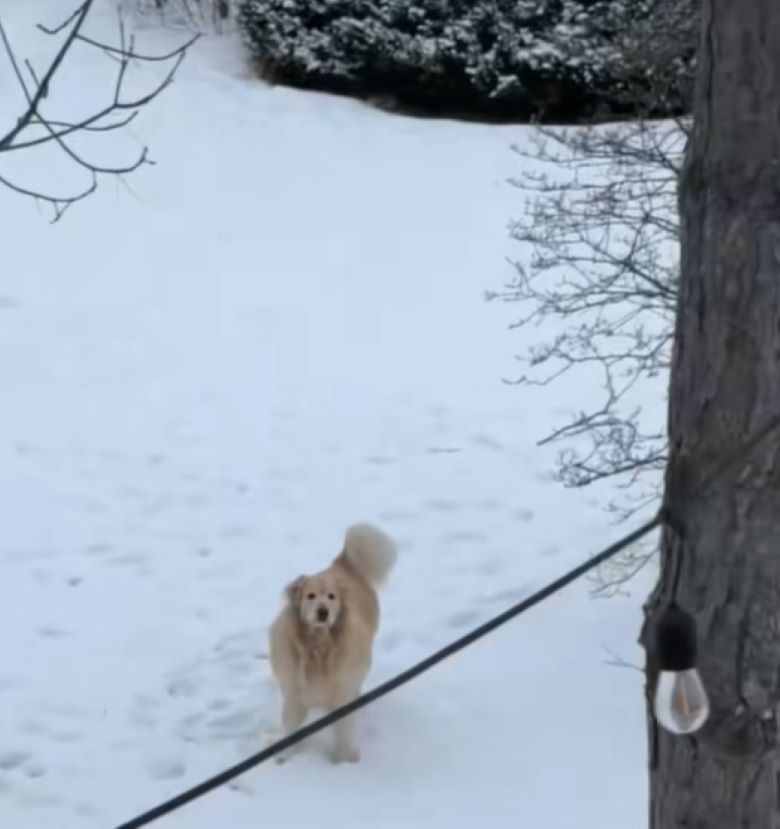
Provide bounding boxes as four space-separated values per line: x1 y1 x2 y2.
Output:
0 0 198 220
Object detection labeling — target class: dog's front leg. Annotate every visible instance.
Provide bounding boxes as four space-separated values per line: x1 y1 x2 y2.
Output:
273 696 308 764
331 715 359 764
329 693 360 764
283 696 307 734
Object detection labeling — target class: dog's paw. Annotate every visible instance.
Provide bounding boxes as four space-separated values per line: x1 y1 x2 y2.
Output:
330 746 360 765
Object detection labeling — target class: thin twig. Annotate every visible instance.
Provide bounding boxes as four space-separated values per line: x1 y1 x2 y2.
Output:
0 0 196 217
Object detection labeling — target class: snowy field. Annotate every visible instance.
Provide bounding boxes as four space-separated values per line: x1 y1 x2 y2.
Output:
1 2 655 827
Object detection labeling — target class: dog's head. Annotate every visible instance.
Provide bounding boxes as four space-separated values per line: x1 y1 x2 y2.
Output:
286 572 345 631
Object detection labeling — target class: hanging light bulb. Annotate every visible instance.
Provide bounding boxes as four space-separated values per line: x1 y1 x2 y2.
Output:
652 603 709 735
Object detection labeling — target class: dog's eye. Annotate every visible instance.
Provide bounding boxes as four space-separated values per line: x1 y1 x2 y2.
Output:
327 593 336 601
307 593 316 600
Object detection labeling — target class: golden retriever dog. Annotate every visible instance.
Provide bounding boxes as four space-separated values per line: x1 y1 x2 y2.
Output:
269 523 397 763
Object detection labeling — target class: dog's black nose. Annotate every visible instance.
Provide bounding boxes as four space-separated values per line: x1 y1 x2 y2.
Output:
316 606 329 622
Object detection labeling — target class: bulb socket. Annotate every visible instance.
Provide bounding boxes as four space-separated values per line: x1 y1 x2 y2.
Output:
654 603 698 672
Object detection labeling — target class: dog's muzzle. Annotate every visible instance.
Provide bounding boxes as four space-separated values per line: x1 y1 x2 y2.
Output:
316 606 329 623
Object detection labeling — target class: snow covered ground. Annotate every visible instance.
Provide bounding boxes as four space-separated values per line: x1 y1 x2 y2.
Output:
0 2 656 827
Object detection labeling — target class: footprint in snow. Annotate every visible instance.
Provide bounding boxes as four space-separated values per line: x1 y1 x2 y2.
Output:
24 762 46 779
37 626 70 640
485 585 533 605
366 455 396 467
0 750 32 771
147 758 186 781
167 678 198 699
106 552 148 568
84 542 113 556
447 609 481 629
208 708 256 735
471 433 505 451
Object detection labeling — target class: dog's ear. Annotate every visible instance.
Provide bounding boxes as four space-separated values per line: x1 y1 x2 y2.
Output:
284 575 305 604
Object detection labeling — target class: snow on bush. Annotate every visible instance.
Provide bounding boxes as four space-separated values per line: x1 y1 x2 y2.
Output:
237 0 693 121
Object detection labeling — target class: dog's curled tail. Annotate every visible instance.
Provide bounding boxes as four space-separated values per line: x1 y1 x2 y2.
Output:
341 523 398 587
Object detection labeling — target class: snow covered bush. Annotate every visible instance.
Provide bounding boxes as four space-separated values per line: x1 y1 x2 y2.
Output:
237 0 694 121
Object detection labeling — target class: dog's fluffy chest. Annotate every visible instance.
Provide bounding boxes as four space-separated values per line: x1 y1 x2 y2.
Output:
294 634 346 706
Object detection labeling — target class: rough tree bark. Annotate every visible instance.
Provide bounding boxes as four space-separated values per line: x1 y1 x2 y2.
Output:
645 0 780 825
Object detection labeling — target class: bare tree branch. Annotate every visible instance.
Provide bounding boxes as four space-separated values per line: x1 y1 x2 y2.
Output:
0 0 198 220
0 169 96 221
602 645 644 672
487 0 697 565
487 119 685 521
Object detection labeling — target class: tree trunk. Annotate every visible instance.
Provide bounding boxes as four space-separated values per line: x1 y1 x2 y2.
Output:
646 0 780 826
